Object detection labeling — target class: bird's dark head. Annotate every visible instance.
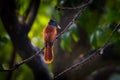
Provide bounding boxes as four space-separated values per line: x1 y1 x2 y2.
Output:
48 19 61 29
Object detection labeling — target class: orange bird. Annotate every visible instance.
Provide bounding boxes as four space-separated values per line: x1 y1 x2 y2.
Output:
43 20 60 63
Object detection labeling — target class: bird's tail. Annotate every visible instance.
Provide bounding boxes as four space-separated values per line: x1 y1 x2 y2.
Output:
44 42 53 63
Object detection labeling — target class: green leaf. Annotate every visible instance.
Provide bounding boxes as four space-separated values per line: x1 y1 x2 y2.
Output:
69 24 79 42
90 33 97 49
96 28 106 47
90 27 106 48
60 32 72 52
78 8 99 36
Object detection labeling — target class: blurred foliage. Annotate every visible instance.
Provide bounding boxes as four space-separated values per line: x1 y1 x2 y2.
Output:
109 74 120 80
0 0 120 80
90 23 120 49
60 23 79 52
0 19 13 64
16 0 30 16
78 0 120 49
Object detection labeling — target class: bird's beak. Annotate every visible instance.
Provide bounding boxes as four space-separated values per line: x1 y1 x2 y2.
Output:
57 25 61 29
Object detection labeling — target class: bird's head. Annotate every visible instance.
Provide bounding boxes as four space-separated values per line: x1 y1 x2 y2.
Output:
48 19 61 29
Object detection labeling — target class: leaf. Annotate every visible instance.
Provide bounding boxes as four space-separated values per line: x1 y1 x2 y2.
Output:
60 32 72 52
96 28 106 47
90 33 97 49
69 23 79 42
78 8 99 35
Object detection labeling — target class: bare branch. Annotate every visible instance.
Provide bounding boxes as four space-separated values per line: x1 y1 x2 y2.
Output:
56 0 92 39
0 47 44 72
55 0 92 10
17 47 44 66
99 23 120 54
53 23 120 79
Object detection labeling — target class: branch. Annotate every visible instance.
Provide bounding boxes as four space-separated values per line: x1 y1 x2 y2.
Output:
53 23 120 79
23 0 40 33
56 0 92 39
23 0 33 20
99 23 120 54
0 47 44 72
55 0 92 10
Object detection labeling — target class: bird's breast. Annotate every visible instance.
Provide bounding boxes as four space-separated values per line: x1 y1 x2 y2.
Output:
43 25 57 42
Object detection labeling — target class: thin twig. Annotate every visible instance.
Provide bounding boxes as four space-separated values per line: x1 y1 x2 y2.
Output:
54 23 120 79
0 47 44 72
56 0 92 39
17 47 44 66
55 0 92 10
99 23 120 54
54 51 96 80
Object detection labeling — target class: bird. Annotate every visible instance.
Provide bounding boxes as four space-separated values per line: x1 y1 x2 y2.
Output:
43 19 60 63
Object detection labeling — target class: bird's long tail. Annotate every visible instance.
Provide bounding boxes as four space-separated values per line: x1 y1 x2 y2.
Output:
44 42 53 63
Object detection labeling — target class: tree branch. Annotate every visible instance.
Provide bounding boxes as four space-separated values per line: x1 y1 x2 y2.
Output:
55 0 92 10
53 23 120 79
99 23 120 54
23 0 33 20
56 0 92 39
23 0 40 33
0 47 44 72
